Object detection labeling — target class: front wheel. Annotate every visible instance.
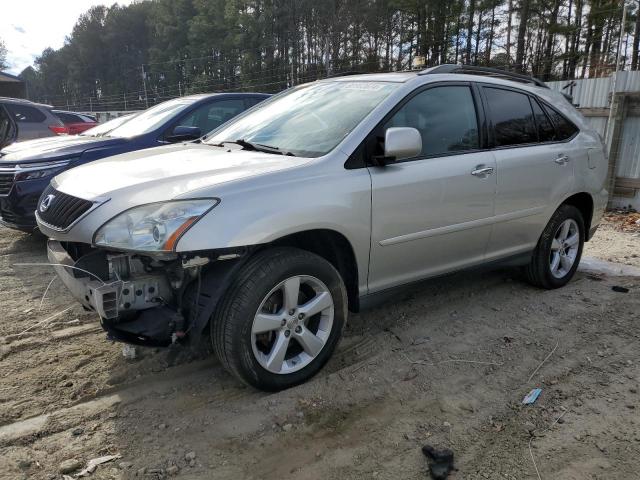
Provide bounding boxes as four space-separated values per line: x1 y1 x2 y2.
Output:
211 247 347 391
525 204 585 289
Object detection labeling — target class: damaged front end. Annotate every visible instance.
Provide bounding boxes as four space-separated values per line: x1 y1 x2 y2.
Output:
47 240 246 347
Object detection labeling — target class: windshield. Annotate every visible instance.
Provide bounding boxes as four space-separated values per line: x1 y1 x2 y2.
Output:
206 81 399 157
81 114 135 137
107 98 194 138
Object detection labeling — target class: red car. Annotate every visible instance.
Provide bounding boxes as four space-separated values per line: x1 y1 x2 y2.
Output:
52 110 99 135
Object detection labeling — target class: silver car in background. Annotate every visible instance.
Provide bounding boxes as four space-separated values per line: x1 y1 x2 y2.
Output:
37 65 608 391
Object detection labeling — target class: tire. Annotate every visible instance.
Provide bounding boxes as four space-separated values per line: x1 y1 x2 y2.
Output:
210 247 347 391
525 204 585 289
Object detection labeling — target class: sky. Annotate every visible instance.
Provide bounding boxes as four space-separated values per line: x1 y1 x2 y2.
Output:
1 0 134 75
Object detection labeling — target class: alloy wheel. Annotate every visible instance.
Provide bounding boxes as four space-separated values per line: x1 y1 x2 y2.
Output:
549 218 580 279
251 275 334 374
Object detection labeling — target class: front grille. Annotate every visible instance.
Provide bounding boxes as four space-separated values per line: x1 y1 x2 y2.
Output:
37 185 94 230
0 173 14 195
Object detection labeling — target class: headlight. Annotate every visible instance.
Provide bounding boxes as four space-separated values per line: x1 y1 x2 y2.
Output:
93 199 218 252
15 160 71 181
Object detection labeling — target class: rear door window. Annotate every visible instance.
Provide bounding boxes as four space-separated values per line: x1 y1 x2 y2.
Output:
5 104 46 123
483 87 537 147
383 85 480 158
542 104 578 140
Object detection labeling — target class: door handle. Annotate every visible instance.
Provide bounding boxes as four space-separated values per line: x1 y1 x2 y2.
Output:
554 155 569 165
471 165 494 177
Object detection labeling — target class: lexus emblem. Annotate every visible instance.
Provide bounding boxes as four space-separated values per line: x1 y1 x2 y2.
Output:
39 194 55 213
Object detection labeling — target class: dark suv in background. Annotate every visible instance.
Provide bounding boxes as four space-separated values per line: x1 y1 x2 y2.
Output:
0 92 269 231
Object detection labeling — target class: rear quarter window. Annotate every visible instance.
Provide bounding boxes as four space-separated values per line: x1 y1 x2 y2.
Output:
542 104 579 140
530 98 557 142
55 112 83 124
5 104 47 123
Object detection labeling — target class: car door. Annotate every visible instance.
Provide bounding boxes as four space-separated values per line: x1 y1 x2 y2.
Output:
480 86 578 260
367 83 496 292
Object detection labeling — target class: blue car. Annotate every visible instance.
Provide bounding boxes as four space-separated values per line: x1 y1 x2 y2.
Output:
0 93 269 231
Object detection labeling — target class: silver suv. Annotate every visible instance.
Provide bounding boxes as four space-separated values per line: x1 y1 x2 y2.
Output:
38 66 608 391
0 97 66 147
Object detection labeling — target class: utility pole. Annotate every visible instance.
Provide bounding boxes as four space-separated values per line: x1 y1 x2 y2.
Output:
178 81 182 96
123 92 127 110
141 64 149 108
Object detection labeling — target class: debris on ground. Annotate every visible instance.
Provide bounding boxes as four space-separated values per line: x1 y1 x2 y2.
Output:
76 454 121 477
527 341 559 381
605 209 640 233
522 388 543 405
612 285 630 293
58 458 82 474
122 344 137 360
421 445 455 479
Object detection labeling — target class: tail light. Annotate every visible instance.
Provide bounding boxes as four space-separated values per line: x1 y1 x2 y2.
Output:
49 125 69 135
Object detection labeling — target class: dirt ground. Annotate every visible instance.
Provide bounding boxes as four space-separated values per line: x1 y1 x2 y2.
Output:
1 216 639 480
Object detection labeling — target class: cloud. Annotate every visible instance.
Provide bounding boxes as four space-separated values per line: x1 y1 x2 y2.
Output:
1 0 134 74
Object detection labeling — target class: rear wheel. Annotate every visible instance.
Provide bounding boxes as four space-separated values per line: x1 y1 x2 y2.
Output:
211 247 347 391
525 204 584 289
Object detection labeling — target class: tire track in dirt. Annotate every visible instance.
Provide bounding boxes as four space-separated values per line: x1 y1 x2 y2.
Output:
0 328 389 449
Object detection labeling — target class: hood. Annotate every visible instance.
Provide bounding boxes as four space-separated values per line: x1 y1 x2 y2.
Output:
53 143 310 201
0 135 128 164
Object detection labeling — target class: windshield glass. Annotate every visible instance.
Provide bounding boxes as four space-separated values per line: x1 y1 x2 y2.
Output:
81 114 135 137
107 98 194 137
206 81 399 157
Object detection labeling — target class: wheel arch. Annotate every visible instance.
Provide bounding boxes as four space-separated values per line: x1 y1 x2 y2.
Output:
185 228 361 344
270 229 360 313
561 192 594 240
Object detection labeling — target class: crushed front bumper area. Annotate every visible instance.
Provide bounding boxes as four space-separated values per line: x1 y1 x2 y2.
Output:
47 240 180 346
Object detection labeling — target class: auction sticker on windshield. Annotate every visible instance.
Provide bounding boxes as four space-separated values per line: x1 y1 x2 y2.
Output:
341 82 386 91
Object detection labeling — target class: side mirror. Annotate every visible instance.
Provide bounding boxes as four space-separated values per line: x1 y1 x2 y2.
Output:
373 127 422 165
166 125 202 142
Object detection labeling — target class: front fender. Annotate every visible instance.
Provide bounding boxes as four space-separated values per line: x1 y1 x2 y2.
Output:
176 166 372 290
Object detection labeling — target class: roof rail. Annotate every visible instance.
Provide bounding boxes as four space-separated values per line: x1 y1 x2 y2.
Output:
326 71 366 78
419 64 549 89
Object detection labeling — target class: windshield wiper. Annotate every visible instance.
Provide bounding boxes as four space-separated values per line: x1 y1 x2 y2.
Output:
215 139 295 156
